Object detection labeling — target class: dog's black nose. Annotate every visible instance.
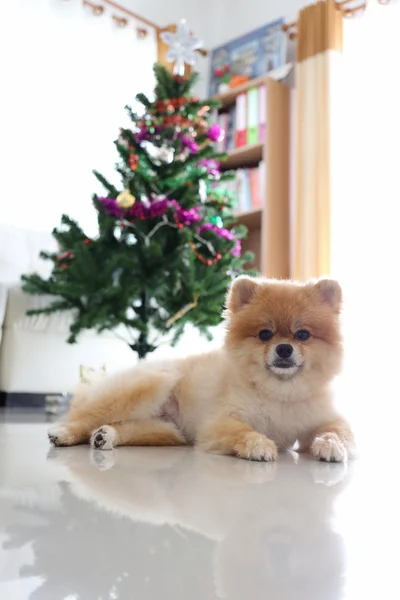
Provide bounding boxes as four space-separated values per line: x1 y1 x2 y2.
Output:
276 344 293 359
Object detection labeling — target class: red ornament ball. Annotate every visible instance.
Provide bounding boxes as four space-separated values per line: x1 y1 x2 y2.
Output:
129 153 139 170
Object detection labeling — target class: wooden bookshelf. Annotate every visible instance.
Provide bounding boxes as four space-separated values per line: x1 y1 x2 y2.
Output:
235 208 262 229
213 72 291 278
221 143 263 171
214 63 293 107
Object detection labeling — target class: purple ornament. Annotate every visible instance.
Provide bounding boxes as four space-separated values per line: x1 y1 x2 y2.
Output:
170 200 201 226
128 196 169 220
99 194 201 230
98 197 122 217
197 222 241 256
148 197 169 218
207 124 224 143
177 207 201 225
197 223 234 240
136 127 150 142
231 239 242 257
179 134 199 154
198 158 220 177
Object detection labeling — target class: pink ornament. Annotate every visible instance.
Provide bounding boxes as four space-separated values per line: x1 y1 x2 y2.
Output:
207 123 224 143
179 133 199 154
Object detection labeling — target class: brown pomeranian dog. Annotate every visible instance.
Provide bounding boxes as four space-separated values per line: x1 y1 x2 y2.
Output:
48 276 355 462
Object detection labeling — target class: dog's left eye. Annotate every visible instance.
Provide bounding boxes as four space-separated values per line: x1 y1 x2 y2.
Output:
258 329 274 342
294 329 310 341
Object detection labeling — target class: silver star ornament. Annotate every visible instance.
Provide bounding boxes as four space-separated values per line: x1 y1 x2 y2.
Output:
161 19 203 76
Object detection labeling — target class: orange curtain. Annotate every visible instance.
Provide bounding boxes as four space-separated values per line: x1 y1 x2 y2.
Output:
293 0 342 279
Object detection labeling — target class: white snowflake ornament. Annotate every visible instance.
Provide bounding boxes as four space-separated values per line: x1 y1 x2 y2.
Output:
199 179 207 203
161 19 203 76
145 143 175 165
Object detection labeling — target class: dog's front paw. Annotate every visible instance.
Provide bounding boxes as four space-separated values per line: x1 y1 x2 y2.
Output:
311 433 348 463
90 425 118 451
48 424 74 447
234 432 277 462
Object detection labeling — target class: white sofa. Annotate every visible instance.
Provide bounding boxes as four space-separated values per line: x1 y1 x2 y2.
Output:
0 225 224 399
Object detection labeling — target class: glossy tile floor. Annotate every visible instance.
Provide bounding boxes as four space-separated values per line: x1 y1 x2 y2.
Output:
0 413 399 600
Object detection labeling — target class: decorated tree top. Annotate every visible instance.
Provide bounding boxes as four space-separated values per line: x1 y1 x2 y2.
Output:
22 64 254 360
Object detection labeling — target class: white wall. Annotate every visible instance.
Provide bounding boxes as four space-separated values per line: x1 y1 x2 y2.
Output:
0 0 212 235
0 0 158 235
205 0 304 47
127 0 305 51
0 0 301 237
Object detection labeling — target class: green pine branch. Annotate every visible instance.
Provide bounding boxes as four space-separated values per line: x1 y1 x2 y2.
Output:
92 171 119 198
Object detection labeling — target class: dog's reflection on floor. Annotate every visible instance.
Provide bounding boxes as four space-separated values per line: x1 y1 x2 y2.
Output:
46 447 350 600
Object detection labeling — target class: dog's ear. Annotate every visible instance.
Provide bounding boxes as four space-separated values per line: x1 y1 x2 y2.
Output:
226 276 258 313
314 279 342 312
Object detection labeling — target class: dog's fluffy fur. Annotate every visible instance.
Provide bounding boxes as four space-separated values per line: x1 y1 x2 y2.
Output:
48 276 355 462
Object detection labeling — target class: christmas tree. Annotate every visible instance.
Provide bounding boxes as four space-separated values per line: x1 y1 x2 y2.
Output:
21 64 254 359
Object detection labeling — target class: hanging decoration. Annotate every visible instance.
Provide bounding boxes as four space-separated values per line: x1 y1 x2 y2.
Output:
136 113 207 136
210 215 224 228
146 144 175 165
197 223 235 240
197 105 210 117
129 153 139 170
155 97 192 111
99 196 200 226
206 123 224 143
160 19 203 75
179 133 199 154
116 189 136 208
190 243 222 266
198 179 208 203
56 251 74 270
196 223 241 257
198 159 220 177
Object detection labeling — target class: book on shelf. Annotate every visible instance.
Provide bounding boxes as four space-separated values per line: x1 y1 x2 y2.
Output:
238 169 252 212
258 160 266 206
225 163 266 216
214 83 267 155
247 87 259 145
258 84 266 142
212 108 236 153
249 167 262 208
225 105 236 152
235 93 247 147
218 113 229 152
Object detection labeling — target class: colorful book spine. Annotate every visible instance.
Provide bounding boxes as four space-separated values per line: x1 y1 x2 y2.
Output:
249 168 262 208
258 84 266 142
247 87 259 145
226 106 236 152
241 169 252 211
235 93 247 147
220 113 229 152
235 169 243 212
258 160 266 206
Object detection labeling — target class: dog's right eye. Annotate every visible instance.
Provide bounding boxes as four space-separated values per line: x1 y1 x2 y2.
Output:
258 329 274 342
